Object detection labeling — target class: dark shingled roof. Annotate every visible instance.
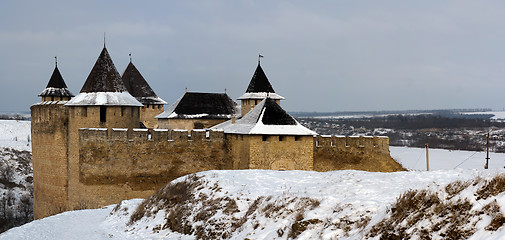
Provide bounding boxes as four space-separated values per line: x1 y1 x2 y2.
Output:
80 47 127 93
38 66 74 97
261 98 296 125
245 63 275 93
158 92 237 119
121 62 166 105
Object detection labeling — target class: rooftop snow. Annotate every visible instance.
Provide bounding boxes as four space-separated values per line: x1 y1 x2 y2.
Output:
212 98 316 135
237 92 284 100
65 92 142 106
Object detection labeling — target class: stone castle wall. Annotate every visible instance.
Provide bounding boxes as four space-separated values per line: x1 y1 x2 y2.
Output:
157 118 227 130
66 106 141 214
76 128 233 209
247 135 314 170
140 105 164 129
313 135 404 172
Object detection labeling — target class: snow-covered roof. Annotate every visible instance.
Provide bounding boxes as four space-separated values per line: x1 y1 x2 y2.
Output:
65 92 142 106
237 92 284 100
65 47 142 107
156 92 238 119
212 98 316 135
39 87 74 98
121 62 167 105
39 66 74 97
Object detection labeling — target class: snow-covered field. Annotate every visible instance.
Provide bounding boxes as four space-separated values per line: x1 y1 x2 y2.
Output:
390 146 505 171
463 111 505 120
0 120 31 151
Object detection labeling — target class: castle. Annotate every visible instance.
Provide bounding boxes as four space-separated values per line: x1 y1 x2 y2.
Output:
31 46 403 219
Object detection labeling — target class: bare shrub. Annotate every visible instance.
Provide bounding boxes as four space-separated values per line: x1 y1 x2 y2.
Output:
476 174 505 200
445 180 471 198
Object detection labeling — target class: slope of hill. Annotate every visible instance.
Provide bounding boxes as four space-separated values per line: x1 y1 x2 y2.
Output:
0 120 32 232
2 169 505 239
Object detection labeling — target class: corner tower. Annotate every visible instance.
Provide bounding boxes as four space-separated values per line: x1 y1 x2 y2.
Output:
64 46 142 211
32 60 73 219
237 61 284 116
122 59 167 128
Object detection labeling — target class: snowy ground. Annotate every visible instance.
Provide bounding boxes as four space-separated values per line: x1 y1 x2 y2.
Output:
390 146 505 171
3 168 505 239
0 120 31 151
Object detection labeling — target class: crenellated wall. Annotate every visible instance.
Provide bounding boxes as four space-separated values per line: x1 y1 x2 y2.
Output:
313 135 404 172
76 128 232 209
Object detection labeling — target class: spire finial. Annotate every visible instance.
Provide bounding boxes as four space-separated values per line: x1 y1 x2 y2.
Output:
55 56 57 67
129 53 132 63
225 88 227 94
104 32 106 48
258 54 264 64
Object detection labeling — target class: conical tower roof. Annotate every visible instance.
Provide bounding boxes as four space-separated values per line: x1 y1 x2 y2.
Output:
80 47 126 93
122 62 167 105
39 65 74 97
246 63 275 93
238 63 284 100
66 47 142 106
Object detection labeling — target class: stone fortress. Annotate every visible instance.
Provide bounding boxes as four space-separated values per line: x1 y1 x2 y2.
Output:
31 46 404 219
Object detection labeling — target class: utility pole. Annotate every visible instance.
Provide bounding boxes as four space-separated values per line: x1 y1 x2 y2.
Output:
426 143 430 171
485 132 490 169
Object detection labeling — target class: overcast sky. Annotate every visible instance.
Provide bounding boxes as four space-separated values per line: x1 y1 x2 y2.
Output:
2 1 505 113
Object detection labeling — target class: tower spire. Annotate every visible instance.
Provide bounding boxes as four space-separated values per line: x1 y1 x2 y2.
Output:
55 56 58 67
103 32 106 48
129 53 132 63
258 54 264 64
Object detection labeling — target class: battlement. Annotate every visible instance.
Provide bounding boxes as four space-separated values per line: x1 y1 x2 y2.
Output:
79 128 225 142
315 135 389 152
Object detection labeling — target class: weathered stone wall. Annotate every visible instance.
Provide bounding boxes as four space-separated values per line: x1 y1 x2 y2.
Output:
67 106 140 211
313 135 405 172
140 105 164 129
77 128 232 209
248 135 314 170
31 102 69 219
157 118 227 130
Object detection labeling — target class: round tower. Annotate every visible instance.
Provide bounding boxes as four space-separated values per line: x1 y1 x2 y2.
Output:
64 46 143 211
31 59 73 219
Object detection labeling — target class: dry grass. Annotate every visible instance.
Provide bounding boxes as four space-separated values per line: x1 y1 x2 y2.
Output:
368 174 505 239
476 175 505 200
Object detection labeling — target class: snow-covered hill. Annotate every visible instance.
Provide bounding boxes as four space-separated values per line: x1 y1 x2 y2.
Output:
2 169 505 239
0 120 32 232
